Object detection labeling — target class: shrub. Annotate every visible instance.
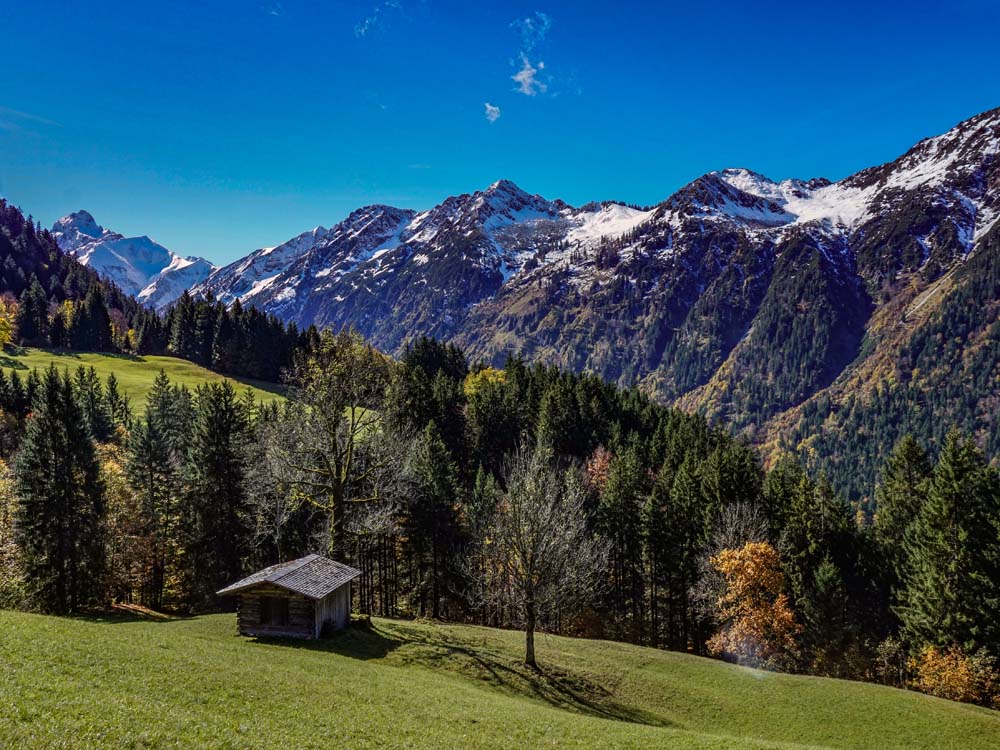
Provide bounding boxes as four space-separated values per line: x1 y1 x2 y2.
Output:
910 645 1000 708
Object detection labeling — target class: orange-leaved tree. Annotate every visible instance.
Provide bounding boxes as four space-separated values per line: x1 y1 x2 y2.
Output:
910 645 1000 708
707 541 799 670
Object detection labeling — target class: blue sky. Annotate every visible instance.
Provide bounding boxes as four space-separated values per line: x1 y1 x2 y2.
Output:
2 0 999 264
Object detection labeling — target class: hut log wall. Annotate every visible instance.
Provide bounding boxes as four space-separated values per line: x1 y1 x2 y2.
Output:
236 583 315 638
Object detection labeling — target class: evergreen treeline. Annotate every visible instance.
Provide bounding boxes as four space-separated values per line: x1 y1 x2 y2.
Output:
788 221 1000 504
0 200 310 382
0 199 143 342
1 332 997 707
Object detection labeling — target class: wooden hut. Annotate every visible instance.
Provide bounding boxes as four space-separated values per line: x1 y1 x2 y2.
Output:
216 554 360 639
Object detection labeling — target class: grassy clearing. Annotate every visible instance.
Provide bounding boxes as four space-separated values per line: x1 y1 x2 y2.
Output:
0 348 285 411
1 611 996 749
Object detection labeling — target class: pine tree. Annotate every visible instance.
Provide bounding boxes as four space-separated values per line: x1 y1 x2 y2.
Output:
73 366 114 441
147 371 194 457
644 464 673 647
15 276 49 345
898 430 1000 655
126 413 175 609
875 435 931 585
780 473 854 611
536 379 580 457
181 380 249 608
761 456 806 540
168 291 197 360
104 372 132 430
598 441 647 637
403 421 463 618
68 287 113 351
801 555 851 675
13 365 103 613
664 453 707 650
700 439 763 516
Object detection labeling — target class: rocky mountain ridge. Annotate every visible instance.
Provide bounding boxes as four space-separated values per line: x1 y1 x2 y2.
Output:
51 210 216 310
56 107 1000 498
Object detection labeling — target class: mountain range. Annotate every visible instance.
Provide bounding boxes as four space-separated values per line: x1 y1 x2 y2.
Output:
52 107 1000 499
51 210 216 310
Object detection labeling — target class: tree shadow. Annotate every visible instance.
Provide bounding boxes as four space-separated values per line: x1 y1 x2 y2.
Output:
95 351 143 362
226 377 288 399
70 604 193 625
0 354 27 370
262 618 671 728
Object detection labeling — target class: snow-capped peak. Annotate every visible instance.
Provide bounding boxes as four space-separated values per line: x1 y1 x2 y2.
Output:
51 211 216 310
51 210 109 253
54 209 102 237
486 178 523 194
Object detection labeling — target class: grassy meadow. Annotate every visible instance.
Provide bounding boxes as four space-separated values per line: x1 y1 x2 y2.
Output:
1 610 997 749
0 348 285 411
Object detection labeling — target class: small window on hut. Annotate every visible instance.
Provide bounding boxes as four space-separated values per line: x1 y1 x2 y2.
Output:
260 596 289 627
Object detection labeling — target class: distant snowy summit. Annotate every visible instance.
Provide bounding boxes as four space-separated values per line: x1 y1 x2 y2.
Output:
51 211 216 310
55 105 1000 342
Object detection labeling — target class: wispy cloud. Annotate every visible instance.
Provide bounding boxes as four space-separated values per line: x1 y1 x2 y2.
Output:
484 103 501 123
0 106 60 133
508 11 553 97
511 56 546 96
511 11 551 52
355 0 402 38
261 1 283 17
0 106 59 127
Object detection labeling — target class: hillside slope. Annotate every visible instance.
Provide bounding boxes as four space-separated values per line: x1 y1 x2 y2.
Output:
185 107 1000 498
0 611 996 750
0 348 285 409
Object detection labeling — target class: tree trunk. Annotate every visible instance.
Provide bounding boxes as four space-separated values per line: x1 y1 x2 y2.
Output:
525 598 537 668
330 493 346 561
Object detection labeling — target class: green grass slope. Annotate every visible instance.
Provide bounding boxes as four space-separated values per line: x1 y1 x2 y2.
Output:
1 611 996 749
0 348 285 410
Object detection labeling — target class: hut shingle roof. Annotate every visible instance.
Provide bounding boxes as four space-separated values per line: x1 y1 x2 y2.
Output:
216 554 360 599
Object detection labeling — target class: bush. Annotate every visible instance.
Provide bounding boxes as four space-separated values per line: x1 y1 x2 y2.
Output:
910 645 1000 708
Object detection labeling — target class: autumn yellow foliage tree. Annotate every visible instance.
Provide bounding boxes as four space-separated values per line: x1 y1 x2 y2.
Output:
707 541 799 669
463 367 506 398
910 645 1000 708
0 296 18 349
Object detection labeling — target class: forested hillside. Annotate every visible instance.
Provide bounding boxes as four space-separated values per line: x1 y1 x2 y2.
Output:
177 108 1000 501
2 332 998 709
0 199 311 383
769 218 1000 502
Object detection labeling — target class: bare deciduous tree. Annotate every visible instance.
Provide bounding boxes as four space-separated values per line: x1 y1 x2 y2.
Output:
258 330 395 558
465 444 609 667
245 416 310 563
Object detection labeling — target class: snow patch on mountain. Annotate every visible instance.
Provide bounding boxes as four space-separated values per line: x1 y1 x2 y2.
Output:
191 107 1000 338
566 203 651 245
52 211 216 310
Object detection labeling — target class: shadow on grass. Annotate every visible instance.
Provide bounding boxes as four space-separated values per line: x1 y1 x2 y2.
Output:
257 618 671 728
67 603 196 625
227 377 287 399
32 348 144 363
0 355 28 370
0 348 144 367
94 351 144 362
